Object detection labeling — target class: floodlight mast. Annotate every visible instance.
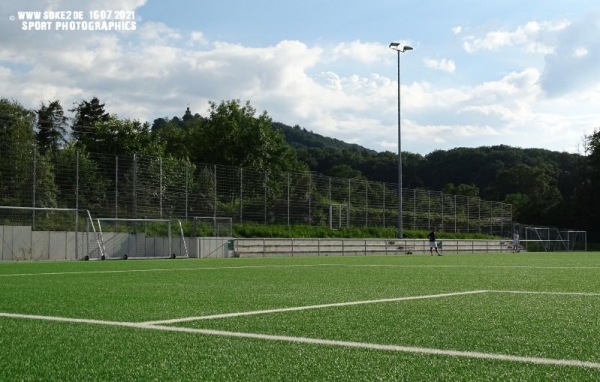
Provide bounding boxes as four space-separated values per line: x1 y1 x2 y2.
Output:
389 42 412 239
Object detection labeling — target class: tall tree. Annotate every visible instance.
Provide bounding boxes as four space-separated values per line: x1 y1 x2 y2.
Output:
92 116 162 156
70 97 110 149
36 100 67 156
191 100 305 173
0 98 57 207
581 128 600 236
493 164 562 223
0 98 36 206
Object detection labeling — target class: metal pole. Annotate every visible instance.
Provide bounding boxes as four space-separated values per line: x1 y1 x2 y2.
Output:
32 144 36 230
159 157 163 219
389 43 412 235
185 162 188 221
75 151 79 259
213 165 217 220
396 49 403 239
115 156 118 219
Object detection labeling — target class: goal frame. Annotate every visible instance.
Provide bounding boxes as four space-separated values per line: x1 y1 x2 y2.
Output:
522 226 583 252
95 218 189 259
0 206 101 261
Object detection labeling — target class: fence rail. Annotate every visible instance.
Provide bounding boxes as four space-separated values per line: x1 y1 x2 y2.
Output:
0 148 513 236
232 238 511 257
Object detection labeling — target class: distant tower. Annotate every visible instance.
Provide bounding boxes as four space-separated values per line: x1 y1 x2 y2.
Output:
183 105 193 122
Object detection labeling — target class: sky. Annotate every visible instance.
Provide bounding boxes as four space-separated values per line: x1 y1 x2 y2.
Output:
1 0 599 155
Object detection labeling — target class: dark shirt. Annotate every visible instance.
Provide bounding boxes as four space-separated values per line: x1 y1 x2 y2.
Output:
427 231 436 242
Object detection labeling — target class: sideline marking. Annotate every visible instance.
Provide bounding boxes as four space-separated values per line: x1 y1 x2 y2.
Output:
3 262 600 278
1 311 599 370
0 264 340 277
490 290 600 297
143 290 489 325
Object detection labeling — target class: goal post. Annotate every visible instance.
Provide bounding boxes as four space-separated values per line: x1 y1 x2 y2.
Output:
0 206 101 261
522 226 578 252
96 218 189 259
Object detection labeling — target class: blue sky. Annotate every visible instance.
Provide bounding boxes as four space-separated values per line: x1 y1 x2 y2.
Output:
1 0 599 155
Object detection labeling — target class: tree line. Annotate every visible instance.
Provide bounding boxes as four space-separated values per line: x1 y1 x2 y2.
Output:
1 96 599 240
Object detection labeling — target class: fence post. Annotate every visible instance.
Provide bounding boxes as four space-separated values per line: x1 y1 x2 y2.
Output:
239 168 243 224
478 198 481 233
115 156 119 219
441 191 444 231
185 161 188 221
328 177 332 229
347 179 351 228
365 180 368 227
75 151 79 212
213 165 217 220
308 172 312 225
413 189 417 230
382 182 386 228
264 171 268 224
75 151 80 260
428 191 431 230
454 195 457 233
132 154 137 219
32 144 36 229
159 156 163 219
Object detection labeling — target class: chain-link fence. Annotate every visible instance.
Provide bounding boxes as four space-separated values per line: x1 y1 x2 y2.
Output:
1 147 513 236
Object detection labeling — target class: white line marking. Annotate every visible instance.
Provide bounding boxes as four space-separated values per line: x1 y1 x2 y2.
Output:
3 262 600 278
145 326 600 370
1 311 599 370
0 264 333 277
143 290 489 325
491 290 600 297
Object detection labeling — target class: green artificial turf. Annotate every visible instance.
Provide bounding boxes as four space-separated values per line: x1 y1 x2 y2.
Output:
1 252 600 380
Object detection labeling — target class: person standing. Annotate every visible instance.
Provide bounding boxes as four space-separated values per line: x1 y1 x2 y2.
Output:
512 230 520 252
427 229 441 256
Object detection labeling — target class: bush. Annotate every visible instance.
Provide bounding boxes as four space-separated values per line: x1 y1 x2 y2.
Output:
231 224 498 240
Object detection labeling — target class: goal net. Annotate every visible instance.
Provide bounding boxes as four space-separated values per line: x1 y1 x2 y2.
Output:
0 206 101 261
192 216 233 237
522 226 572 252
96 218 189 259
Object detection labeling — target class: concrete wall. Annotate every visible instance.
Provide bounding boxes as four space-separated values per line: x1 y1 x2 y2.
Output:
0 225 188 261
231 238 514 258
188 237 233 258
0 226 99 261
1 224 514 262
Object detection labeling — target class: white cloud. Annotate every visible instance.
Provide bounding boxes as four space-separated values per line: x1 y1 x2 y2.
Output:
573 47 589 57
462 20 568 54
423 58 456 73
331 40 389 64
137 21 182 42
540 12 600 96
0 1 599 156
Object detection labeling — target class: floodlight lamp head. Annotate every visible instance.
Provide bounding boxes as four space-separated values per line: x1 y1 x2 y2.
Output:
389 42 413 52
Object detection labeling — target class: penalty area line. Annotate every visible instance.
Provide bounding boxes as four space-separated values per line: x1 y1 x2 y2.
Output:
148 325 600 370
1 311 599 370
143 290 489 325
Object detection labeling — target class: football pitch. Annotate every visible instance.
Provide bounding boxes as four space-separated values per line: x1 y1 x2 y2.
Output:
1 252 600 380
